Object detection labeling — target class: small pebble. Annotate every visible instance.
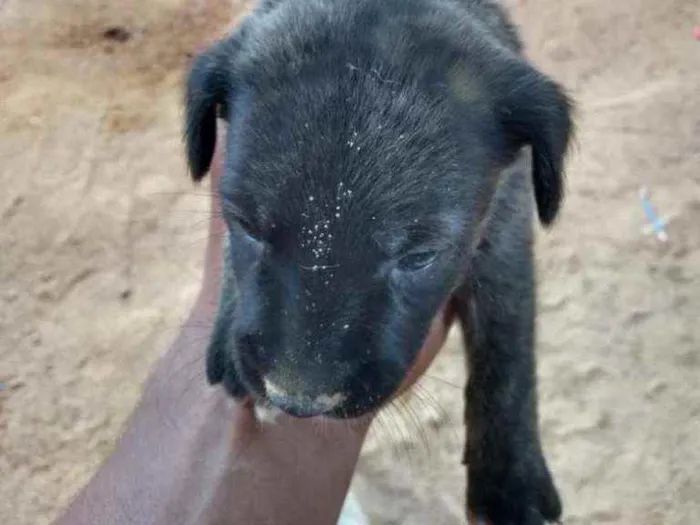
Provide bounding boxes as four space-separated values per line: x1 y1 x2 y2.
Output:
645 379 669 399
103 26 132 43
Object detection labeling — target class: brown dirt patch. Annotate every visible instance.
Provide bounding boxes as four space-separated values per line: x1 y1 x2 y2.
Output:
1 1 699 524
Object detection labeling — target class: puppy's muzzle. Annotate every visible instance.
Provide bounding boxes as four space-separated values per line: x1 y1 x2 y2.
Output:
263 377 346 418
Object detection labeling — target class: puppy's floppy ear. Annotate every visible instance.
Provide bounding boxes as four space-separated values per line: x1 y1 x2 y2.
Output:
184 38 236 181
497 61 574 226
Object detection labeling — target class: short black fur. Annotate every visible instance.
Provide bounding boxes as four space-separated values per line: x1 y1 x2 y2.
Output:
183 0 573 523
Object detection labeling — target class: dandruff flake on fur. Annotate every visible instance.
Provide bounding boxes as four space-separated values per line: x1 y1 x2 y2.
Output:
335 181 353 217
299 210 333 261
300 183 353 266
346 130 359 148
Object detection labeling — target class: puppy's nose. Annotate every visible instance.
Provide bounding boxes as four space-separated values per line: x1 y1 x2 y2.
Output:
263 377 346 417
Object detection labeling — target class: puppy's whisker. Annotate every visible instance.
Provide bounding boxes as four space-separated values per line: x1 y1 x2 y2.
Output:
394 396 430 459
169 217 226 232
171 330 214 347
406 384 451 428
143 191 218 197
411 383 449 421
377 406 401 459
167 232 227 250
390 400 418 462
179 321 216 331
410 384 461 446
370 407 396 456
168 211 227 218
176 334 211 346
377 400 413 462
421 373 463 391
401 396 432 458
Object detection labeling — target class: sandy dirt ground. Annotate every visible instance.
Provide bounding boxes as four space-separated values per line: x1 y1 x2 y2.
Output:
1 0 699 524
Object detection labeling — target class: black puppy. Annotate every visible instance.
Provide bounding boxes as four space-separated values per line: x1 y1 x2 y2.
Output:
184 0 573 523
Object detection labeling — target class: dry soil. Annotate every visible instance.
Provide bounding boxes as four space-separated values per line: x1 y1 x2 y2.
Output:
1 0 699 524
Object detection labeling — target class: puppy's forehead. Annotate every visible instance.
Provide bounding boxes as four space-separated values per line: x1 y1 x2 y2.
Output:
230 74 468 206
224 78 479 259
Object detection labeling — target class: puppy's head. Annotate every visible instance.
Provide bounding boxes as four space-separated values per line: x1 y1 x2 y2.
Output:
184 3 573 418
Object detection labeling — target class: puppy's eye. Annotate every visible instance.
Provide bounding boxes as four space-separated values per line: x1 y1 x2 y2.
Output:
234 217 263 243
397 250 439 272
